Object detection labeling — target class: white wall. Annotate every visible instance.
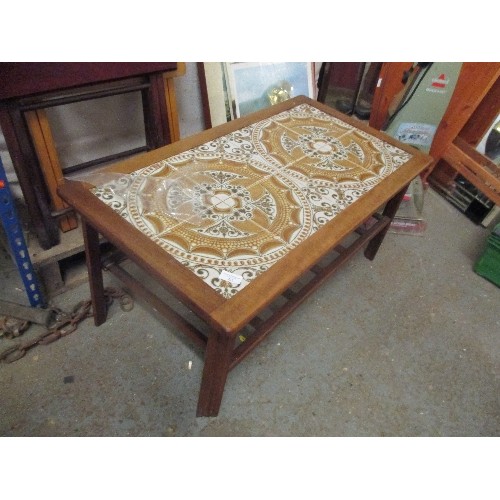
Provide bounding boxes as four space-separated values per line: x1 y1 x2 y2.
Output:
174 62 205 138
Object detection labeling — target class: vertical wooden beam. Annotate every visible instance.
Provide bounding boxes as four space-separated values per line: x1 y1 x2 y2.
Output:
459 76 500 145
81 219 107 326
0 106 60 249
143 65 185 148
197 331 234 417
364 185 409 261
163 62 185 142
143 73 171 149
24 109 78 232
369 62 413 130
197 62 213 130
163 77 180 142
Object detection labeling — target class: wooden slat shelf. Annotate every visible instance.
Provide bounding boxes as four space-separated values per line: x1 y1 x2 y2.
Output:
442 138 500 206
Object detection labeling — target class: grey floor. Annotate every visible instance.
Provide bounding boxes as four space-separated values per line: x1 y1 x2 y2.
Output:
0 189 498 437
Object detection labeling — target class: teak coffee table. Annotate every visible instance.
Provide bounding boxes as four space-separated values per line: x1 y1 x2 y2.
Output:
58 96 432 417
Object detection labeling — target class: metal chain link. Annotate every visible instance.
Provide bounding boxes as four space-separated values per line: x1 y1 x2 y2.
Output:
0 316 30 339
0 287 133 364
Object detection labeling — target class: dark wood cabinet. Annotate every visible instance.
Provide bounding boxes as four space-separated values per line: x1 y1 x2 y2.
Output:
0 63 184 249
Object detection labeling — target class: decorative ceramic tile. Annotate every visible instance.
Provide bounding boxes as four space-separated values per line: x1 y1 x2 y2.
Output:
92 103 412 298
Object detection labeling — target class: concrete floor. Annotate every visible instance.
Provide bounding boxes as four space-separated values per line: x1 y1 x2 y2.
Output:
0 189 498 436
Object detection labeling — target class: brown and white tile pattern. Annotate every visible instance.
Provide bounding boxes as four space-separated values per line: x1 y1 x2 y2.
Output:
92 104 412 298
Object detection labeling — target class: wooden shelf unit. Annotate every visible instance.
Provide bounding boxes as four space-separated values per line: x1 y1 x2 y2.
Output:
423 63 500 206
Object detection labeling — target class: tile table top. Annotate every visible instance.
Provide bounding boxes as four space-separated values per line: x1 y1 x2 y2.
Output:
91 103 412 298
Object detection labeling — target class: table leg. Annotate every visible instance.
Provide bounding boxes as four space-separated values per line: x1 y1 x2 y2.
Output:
364 184 409 261
81 219 107 326
197 331 234 417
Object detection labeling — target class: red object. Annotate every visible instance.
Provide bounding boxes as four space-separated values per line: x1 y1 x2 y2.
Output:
431 74 447 88
0 180 5 189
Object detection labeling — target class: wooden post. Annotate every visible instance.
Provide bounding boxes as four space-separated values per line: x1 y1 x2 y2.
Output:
24 109 78 232
364 185 409 261
81 219 107 326
196 331 234 417
0 106 60 249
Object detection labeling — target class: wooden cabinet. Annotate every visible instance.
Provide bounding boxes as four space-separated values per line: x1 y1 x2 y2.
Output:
0 63 185 249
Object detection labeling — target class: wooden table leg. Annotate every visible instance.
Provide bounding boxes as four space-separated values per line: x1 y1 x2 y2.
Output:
197 331 234 417
81 218 107 326
364 184 409 261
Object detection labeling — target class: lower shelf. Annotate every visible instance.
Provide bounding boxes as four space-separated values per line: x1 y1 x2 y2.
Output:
430 175 499 227
99 213 390 370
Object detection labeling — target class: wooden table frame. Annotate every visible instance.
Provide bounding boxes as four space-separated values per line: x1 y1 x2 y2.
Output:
58 96 432 417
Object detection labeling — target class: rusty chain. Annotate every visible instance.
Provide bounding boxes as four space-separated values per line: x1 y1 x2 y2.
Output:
0 316 30 339
0 287 133 364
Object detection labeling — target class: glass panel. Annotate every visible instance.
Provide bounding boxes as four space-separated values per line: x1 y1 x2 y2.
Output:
318 62 382 120
45 91 146 171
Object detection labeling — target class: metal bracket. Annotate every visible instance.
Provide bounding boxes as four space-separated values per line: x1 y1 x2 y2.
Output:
0 155 45 307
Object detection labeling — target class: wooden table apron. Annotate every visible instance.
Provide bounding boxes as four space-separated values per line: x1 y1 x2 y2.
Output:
58 96 432 417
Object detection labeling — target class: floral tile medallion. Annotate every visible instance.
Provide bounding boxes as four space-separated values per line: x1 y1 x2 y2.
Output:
92 104 412 298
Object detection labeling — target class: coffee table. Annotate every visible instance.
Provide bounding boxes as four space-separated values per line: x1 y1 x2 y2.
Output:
58 96 432 416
